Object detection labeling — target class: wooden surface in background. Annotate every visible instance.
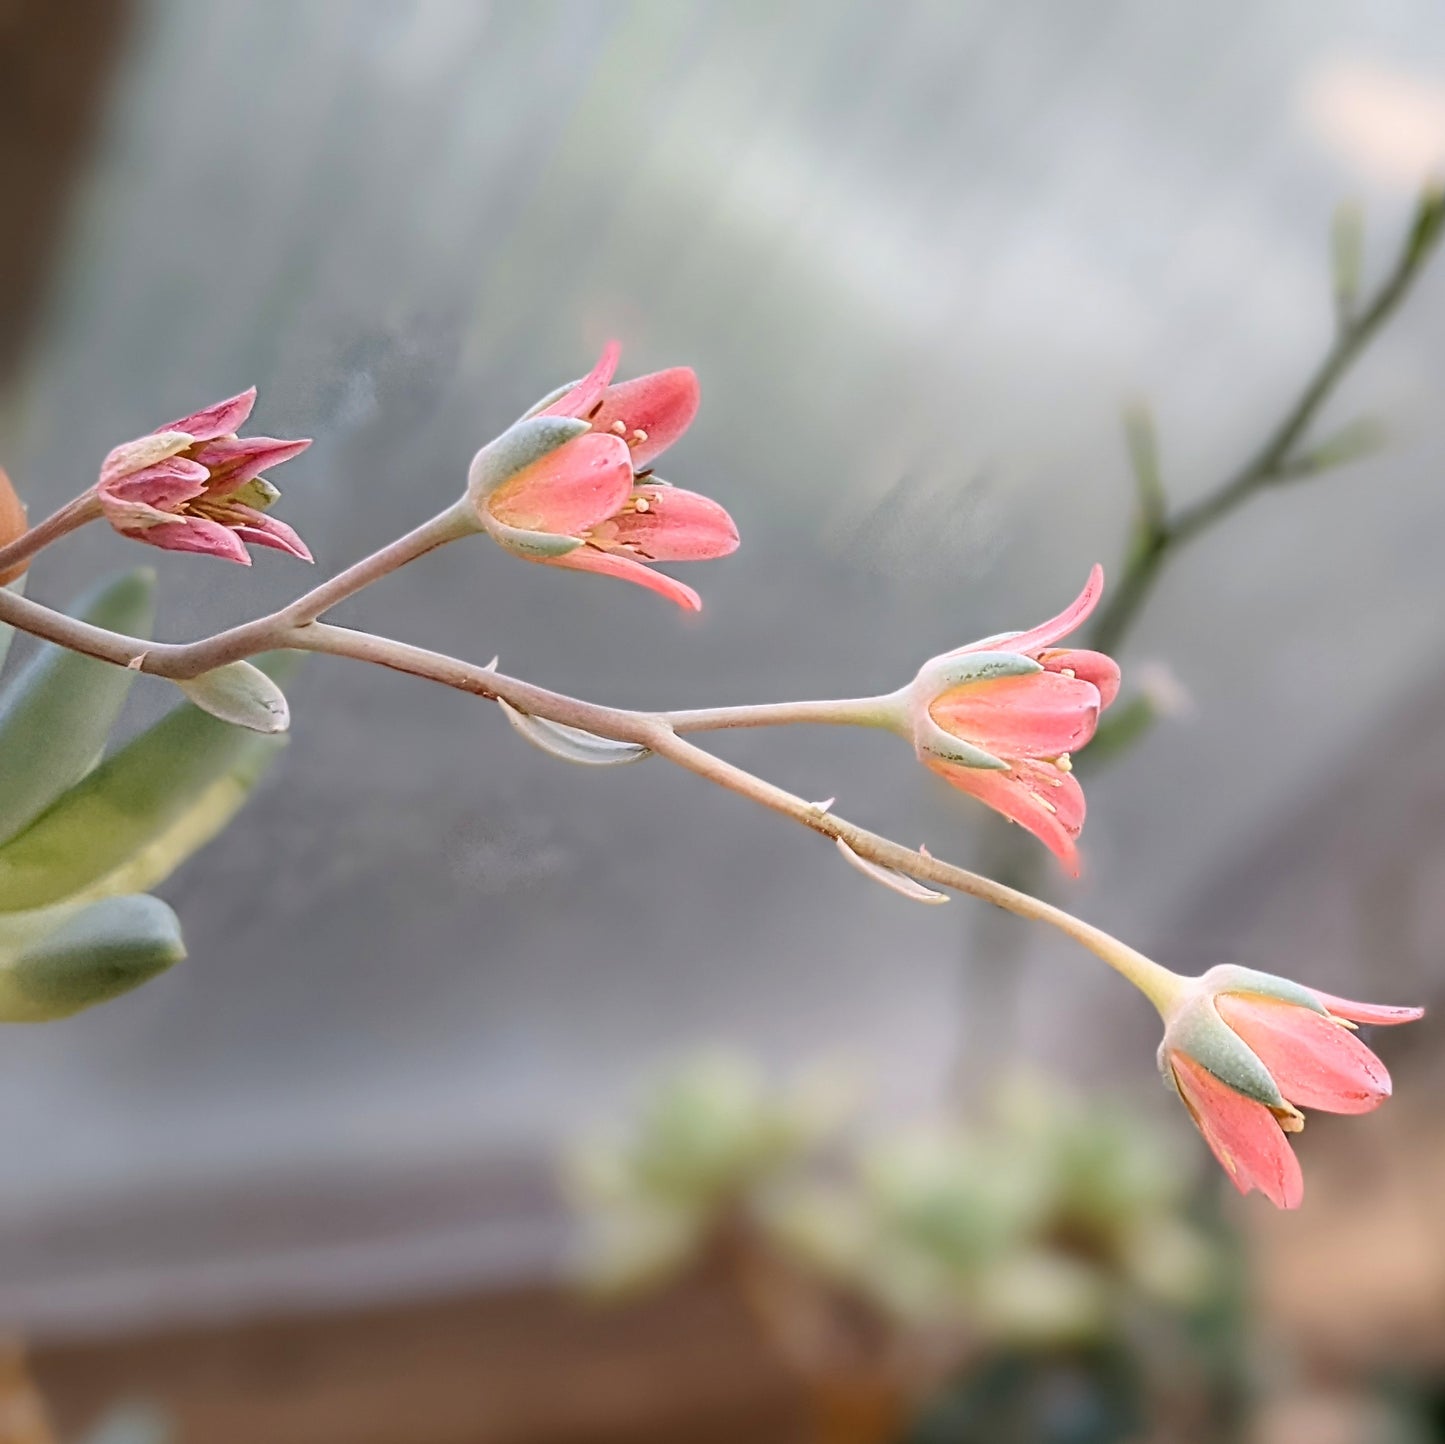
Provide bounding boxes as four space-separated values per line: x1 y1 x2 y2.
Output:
33 1274 804 1444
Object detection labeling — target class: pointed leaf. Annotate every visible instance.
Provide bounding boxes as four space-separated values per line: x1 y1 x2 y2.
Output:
0 654 293 912
498 697 650 766
835 838 949 904
0 894 185 1022
176 659 290 733
0 569 157 847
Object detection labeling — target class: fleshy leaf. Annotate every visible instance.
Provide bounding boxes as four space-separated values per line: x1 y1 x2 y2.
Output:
0 894 185 1022
498 697 650 766
0 569 157 847
0 654 294 912
176 660 290 734
835 838 949 904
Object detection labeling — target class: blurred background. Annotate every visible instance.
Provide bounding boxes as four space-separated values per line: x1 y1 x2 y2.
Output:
1 1 1444 1440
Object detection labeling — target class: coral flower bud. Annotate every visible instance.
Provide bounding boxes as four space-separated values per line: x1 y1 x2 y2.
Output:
904 566 1120 875
1157 964 1422 1208
95 389 311 565
471 344 738 610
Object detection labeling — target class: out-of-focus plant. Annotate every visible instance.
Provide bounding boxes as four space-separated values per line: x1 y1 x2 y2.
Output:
570 1057 1225 1444
0 539 289 1021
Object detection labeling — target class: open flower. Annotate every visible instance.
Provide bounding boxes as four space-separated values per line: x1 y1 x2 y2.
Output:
468 344 738 611
96 389 311 565
1159 964 1422 1208
904 566 1120 875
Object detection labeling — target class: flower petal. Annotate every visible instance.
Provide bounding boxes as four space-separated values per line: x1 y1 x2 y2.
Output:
1217 993 1392 1115
98 431 194 488
965 565 1104 659
545 546 702 612
929 670 1100 759
125 516 253 565
588 485 739 561
158 388 257 442
225 506 314 562
189 435 312 494
486 432 633 537
1308 990 1425 1027
588 367 700 469
1170 1052 1303 1208
539 342 622 421
926 756 1085 875
1039 648 1121 710
99 457 209 511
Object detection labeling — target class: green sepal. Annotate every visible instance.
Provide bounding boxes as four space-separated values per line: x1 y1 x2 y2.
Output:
914 714 1009 771
485 518 586 560
1161 995 1286 1110
466 415 590 500
917 649 1043 694
1198 964 1332 1017
0 893 185 1022
0 569 157 847
498 697 650 766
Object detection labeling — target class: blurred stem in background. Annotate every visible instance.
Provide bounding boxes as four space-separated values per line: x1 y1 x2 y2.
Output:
1087 182 1445 665
944 179 1444 1444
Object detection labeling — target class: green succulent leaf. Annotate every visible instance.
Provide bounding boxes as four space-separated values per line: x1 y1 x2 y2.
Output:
176 659 290 734
0 893 185 1022
0 653 294 913
0 569 157 847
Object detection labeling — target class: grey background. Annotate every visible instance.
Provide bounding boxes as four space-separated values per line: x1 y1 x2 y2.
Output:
1 0 1442 1334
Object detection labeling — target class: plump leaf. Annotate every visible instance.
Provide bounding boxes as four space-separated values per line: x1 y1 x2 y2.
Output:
176 659 290 733
0 569 156 847
498 697 651 766
0 653 294 912
0 894 185 1022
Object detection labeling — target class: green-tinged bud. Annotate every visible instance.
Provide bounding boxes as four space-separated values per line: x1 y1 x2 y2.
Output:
0 895 185 1022
915 649 1043 694
497 697 650 766
466 415 590 503
177 660 290 734
229 476 282 512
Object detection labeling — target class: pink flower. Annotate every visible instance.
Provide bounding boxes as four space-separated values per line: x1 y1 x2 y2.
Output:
96 389 311 565
907 565 1120 875
469 344 738 611
1159 965 1422 1208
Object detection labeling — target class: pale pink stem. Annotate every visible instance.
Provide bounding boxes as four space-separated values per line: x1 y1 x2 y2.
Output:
0 491 104 577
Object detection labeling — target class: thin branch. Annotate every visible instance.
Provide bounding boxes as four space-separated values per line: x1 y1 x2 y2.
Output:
1088 188 1444 657
0 576 1180 1009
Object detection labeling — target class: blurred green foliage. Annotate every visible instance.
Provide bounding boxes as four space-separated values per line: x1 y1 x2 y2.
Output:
0 572 289 1021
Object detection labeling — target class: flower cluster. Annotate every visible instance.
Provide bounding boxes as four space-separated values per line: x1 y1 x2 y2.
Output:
96 389 312 565
0 340 1421 1211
